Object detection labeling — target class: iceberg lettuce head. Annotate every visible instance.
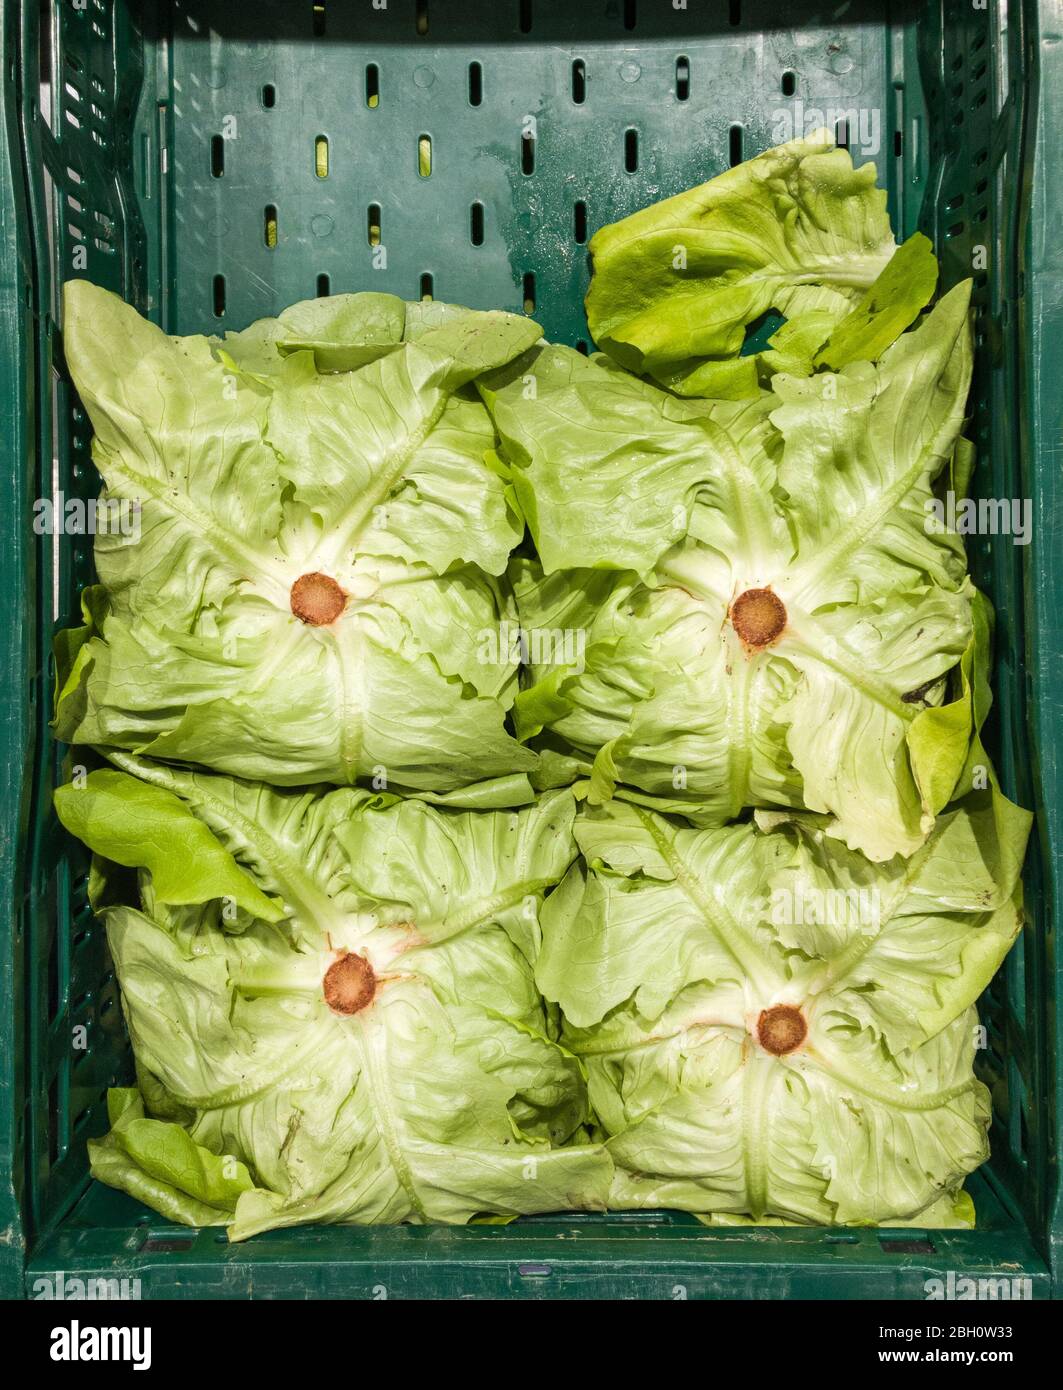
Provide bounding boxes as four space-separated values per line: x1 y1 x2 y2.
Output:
55 759 611 1237
485 284 978 860
57 284 542 796
537 794 1030 1225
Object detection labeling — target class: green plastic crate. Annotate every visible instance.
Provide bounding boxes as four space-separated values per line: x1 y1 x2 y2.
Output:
1 0 1060 1299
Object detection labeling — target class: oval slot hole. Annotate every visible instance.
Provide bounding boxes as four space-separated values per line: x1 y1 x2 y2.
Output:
676 56 690 101
624 128 638 172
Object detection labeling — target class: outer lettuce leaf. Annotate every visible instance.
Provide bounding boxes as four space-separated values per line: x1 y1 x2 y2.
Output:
53 770 283 922
274 291 408 371
585 131 898 393
755 311 837 382
815 233 939 370
215 294 479 377
700 1189 977 1230
58 281 540 793
490 287 976 859
60 759 611 1234
88 1089 254 1227
482 343 784 580
909 586 993 814
666 232 938 397
538 797 1030 1225
212 291 407 375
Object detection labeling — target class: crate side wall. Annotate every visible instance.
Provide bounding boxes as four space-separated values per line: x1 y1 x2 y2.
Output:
913 0 1047 1239
0 0 38 1300
1017 0 1063 1286
17 0 147 1249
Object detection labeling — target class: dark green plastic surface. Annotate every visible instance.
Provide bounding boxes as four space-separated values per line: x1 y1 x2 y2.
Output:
2 0 1060 1298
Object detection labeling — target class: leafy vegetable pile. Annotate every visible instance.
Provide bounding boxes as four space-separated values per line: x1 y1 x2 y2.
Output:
55 132 1030 1235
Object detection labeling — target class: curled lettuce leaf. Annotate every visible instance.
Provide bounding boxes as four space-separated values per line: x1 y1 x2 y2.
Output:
88 1088 254 1228
815 233 939 371
585 131 905 395
537 795 1030 1225
487 285 976 860
58 282 540 793
56 758 612 1236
